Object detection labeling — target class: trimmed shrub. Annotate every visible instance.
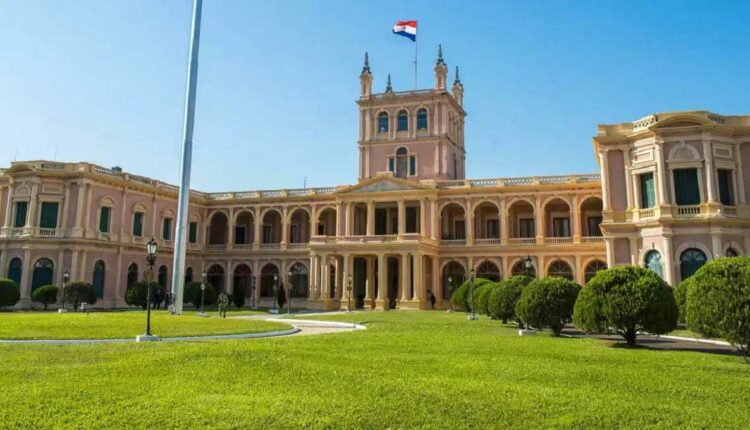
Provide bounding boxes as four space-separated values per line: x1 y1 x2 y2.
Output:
487 275 533 323
277 283 287 310
0 278 21 308
184 282 217 309
673 279 691 324
452 278 493 312
686 257 750 358
125 281 150 309
516 276 581 336
573 266 678 346
232 291 245 309
31 285 59 310
63 281 97 311
473 283 496 316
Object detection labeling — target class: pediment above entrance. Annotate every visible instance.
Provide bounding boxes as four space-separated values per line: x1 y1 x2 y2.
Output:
336 174 431 194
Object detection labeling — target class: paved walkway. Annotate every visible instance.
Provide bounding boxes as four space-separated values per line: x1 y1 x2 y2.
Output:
0 312 365 345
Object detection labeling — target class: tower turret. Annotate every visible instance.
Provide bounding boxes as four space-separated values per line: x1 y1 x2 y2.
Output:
434 44 448 91
359 52 373 98
452 66 463 106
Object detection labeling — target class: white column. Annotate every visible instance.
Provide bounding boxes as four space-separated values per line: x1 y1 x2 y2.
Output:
253 208 262 250
599 150 611 211
703 138 717 203
711 233 722 260
398 200 405 236
465 199 474 245
321 254 330 301
735 157 746 204
431 256 441 304
628 236 639 265
622 148 634 209
654 143 669 205
663 235 675 285
310 253 318 299
400 253 410 301
419 199 426 236
24 184 39 228
366 201 374 235
377 253 386 303
430 198 438 240
2 182 14 229
571 195 580 241
414 253 424 304
281 206 288 248
73 182 86 236
605 237 615 267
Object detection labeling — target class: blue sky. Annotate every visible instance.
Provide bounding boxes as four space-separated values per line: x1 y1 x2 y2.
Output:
1 1 749 191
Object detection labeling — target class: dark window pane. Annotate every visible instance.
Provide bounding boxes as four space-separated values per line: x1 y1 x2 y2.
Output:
13 201 27 228
99 207 111 233
189 222 197 243
673 169 701 205
39 202 59 229
717 169 735 206
639 173 656 208
162 218 172 240
378 113 388 132
133 212 144 237
409 156 416 176
417 109 428 130
397 111 408 131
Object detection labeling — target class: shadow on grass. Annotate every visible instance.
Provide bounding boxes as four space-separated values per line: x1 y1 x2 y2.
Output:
564 328 740 357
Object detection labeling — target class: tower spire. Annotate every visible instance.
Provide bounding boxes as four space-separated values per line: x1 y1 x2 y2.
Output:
454 66 461 84
385 73 393 93
436 44 445 65
362 52 371 74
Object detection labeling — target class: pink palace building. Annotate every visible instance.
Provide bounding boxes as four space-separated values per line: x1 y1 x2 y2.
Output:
1 49 749 310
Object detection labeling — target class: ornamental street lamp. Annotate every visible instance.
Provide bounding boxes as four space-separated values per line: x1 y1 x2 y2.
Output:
346 273 353 313
250 276 257 309
199 270 207 316
447 275 454 312
136 238 159 342
524 255 533 276
58 270 70 313
287 270 293 315
272 273 279 313
468 268 478 321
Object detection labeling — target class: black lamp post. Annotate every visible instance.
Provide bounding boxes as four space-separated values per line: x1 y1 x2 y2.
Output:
287 270 293 315
447 275 454 312
250 276 257 309
468 268 478 320
59 270 70 313
198 270 207 316
272 273 279 313
145 238 157 336
524 255 533 277
346 273 353 313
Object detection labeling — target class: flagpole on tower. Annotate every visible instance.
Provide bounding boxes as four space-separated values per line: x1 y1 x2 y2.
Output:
171 0 203 315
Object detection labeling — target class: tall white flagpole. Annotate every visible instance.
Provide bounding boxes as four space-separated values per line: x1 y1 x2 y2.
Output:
414 28 418 90
171 0 203 315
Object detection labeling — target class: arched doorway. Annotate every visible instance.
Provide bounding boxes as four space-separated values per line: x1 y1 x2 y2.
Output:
288 263 309 298
548 260 574 280
127 263 139 289
206 264 225 293
260 264 279 297
645 250 663 278
93 260 106 298
680 248 707 281
476 261 501 281
440 203 466 241
31 258 54 293
441 261 465 299
584 260 607 284
7 258 22 288
726 248 739 257
208 212 228 245
233 264 252 298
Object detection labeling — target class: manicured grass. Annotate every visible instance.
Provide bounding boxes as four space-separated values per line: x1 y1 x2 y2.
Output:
0 310 286 339
0 311 749 429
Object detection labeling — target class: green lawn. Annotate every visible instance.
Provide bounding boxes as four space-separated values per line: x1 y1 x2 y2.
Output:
0 310 286 339
1 311 749 429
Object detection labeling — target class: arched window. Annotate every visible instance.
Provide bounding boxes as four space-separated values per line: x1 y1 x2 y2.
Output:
377 112 389 133
511 260 536 278
476 261 501 281
548 260 574 281
206 265 225 293
417 108 428 130
158 265 168 290
395 147 408 179
680 248 707 281
7 258 22 288
288 263 309 298
584 260 607 284
260 264 279 297
441 262 465 299
31 258 54 293
93 260 105 298
726 248 739 257
397 110 408 131
645 250 663 278
127 263 138 289
185 267 194 284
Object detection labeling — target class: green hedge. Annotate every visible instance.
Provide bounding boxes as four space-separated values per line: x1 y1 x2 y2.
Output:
184 282 217 309
0 278 21 308
63 281 97 311
452 278 493 312
573 265 677 346
685 257 750 358
516 276 580 336
487 275 533 323
31 285 59 310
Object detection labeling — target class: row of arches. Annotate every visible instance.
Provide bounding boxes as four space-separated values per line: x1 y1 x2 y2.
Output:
377 108 428 133
643 247 740 281
197 262 310 298
208 207 338 246
441 197 604 240
6 257 106 299
440 259 608 298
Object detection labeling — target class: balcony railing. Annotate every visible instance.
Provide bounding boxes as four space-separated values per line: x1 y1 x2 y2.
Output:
675 205 701 218
441 239 466 247
37 228 60 238
638 208 656 220
288 242 309 249
260 243 281 250
581 236 605 243
721 206 737 216
475 238 501 245
233 243 253 250
545 237 572 244
509 237 536 245
207 244 227 251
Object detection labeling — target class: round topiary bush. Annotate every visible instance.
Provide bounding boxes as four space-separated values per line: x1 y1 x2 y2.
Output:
487 275 533 323
184 282 217 309
31 285 59 310
0 278 21 308
125 281 151 309
685 256 750 358
452 278 493 312
573 265 678 346
63 281 97 311
473 282 497 316
516 276 581 336
673 278 691 325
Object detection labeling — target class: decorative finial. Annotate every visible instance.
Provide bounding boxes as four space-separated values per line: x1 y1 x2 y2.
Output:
385 74 393 92
454 66 461 84
362 52 371 74
436 44 445 65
